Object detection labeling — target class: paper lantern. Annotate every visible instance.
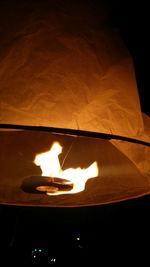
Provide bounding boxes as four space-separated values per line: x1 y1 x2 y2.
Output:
0 0 150 207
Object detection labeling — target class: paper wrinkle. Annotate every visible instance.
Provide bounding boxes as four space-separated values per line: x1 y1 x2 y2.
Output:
0 0 150 178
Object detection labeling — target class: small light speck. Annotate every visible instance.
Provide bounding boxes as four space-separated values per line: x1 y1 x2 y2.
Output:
50 258 56 262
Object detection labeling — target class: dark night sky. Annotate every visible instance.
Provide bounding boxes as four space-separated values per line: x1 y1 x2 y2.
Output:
103 0 149 116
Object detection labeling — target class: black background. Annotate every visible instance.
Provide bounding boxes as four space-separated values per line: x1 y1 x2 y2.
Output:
104 0 149 116
1 195 150 266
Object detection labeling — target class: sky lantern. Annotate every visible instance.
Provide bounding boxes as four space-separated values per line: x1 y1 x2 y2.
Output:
0 0 150 207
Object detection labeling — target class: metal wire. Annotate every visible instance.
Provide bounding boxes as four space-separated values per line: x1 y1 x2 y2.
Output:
0 123 150 147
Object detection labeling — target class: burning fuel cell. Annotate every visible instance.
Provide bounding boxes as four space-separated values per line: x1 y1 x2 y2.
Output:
21 141 99 195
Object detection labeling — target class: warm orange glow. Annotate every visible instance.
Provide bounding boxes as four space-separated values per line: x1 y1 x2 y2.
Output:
34 142 99 195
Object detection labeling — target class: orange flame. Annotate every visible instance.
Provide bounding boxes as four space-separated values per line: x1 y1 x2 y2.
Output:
34 142 98 195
